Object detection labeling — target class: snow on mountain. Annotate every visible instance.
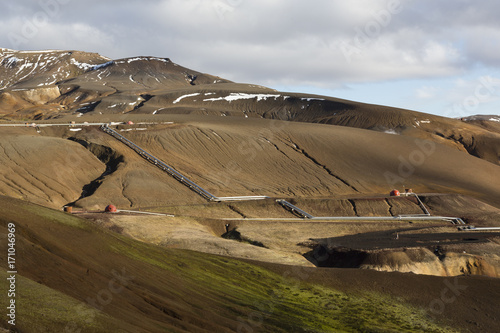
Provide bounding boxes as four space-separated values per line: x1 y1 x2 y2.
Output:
173 93 201 104
461 114 500 122
0 49 111 89
203 92 282 102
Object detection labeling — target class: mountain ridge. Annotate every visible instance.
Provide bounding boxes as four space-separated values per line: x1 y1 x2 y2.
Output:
1 49 500 333
1 48 499 166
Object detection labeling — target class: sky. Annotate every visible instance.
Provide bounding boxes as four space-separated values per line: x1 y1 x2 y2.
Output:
1 0 500 118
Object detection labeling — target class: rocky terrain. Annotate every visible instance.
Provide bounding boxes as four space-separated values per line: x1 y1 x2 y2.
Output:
1 49 499 332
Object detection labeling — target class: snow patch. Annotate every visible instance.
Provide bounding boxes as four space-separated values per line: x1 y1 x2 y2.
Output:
301 97 325 102
173 93 200 104
152 108 166 114
126 57 170 63
71 58 94 71
203 93 281 102
97 69 110 80
92 61 114 71
384 129 399 135
37 82 55 87
71 58 114 71
3 57 19 67
489 117 500 122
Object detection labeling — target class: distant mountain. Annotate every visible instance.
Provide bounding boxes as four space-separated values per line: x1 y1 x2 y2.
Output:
1 49 499 165
460 114 500 134
461 115 500 122
0 48 111 89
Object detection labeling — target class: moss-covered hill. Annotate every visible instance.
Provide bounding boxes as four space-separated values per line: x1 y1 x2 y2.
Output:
0 195 456 332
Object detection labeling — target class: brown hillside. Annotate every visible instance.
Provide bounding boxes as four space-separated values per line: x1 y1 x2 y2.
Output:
1 195 479 333
1 49 500 333
1 49 498 166
1 114 499 210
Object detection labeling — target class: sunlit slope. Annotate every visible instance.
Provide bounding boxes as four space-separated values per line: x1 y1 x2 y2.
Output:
0 127 105 208
160 92 500 165
120 116 500 208
2 115 500 210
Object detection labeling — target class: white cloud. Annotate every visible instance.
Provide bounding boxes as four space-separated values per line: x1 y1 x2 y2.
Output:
441 75 500 117
416 86 439 99
1 0 500 116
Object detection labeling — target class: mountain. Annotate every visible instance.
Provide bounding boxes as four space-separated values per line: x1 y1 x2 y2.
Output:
1 49 499 166
1 49 500 332
0 48 111 89
462 114 500 134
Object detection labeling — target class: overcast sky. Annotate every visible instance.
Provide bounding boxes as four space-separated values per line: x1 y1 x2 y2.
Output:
2 0 500 117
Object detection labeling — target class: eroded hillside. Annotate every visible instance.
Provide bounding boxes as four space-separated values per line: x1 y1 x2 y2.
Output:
2 115 500 211
1 49 499 166
1 49 500 333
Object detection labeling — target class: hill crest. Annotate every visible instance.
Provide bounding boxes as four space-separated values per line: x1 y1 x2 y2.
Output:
0 48 499 166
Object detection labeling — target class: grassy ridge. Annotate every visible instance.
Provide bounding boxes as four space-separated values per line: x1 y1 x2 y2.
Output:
113 242 455 332
0 270 117 333
0 196 456 332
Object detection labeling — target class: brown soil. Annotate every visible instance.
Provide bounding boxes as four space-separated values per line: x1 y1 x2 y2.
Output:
1 50 500 333
4 114 500 211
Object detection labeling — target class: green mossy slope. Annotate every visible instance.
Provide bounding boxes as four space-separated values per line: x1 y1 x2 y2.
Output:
0 196 455 332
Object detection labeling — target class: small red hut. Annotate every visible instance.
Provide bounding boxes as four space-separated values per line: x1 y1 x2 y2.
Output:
105 204 117 213
390 189 401 197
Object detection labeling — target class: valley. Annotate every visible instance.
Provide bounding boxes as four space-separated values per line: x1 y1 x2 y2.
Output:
1 49 499 332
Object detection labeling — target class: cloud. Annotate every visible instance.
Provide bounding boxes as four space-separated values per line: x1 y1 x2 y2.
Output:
439 75 500 117
0 0 499 116
416 86 439 99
